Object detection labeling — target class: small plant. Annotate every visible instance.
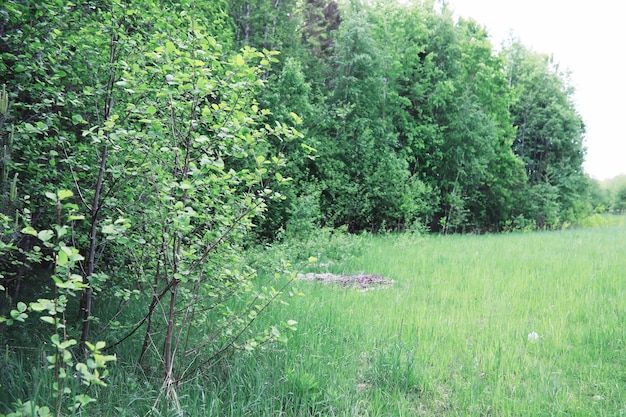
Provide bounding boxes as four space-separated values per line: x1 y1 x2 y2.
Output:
366 342 420 394
285 192 322 240
0 190 115 417
281 368 330 415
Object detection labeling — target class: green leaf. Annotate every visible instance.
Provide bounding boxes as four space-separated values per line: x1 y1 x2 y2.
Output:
57 189 73 201
73 394 96 410
55 225 67 238
57 250 68 266
146 105 157 115
10 309 27 321
30 299 57 314
233 54 245 67
165 41 176 54
102 224 116 234
21 226 38 236
56 246 84 264
72 114 84 124
59 339 77 350
290 112 303 124
35 121 49 132
37 230 54 242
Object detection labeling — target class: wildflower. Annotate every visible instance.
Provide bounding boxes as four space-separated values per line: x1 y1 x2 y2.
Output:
528 331 539 342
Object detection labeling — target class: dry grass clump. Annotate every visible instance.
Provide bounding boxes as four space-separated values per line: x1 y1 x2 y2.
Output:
297 272 394 289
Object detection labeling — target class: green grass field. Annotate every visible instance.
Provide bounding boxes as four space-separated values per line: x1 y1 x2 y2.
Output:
6 219 626 416
222 220 626 416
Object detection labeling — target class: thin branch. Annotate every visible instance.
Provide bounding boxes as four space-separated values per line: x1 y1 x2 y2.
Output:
180 275 295 382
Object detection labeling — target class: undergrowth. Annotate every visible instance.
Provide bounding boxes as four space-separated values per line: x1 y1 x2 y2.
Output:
3 221 626 416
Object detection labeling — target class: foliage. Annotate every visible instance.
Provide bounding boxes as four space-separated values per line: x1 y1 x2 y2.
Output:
1 191 115 417
504 40 588 228
599 174 626 213
1 0 300 414
108 10 301 399
0 0 604 414
227 0 590 234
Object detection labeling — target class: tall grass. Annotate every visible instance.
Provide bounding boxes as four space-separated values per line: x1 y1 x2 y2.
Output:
3 222 626 416
238 223 626 416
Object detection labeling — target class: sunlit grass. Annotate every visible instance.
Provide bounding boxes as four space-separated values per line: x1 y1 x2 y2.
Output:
241 222 626 415
4 222 625 416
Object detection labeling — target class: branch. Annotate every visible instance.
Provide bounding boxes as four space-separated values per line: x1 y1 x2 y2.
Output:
179 274 295 382
103 276 177 352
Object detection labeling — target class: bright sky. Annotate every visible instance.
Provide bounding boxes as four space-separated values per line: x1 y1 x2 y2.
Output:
445 0 626 180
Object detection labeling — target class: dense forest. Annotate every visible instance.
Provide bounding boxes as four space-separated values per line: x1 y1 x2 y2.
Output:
228 0 619 235
1 0 625 415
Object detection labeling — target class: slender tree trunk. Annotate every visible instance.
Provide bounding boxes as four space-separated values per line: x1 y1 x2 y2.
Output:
271 0 279 49
79 143 107 356
79 29 117 357
245 2 250 45
139 259 162 364
163 278 178 395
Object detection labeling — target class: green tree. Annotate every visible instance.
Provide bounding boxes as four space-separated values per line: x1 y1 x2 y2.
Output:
316 3 411 231
438 18 525 232
504 41 587 227
256 57 317 238
599 175 626 213
615 187 626 213
371 2 442 229
301 0 341 59
1 1 300 411
230 0 299 53
373 5 524 232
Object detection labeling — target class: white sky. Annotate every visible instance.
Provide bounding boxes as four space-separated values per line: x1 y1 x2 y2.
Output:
444 0 626 180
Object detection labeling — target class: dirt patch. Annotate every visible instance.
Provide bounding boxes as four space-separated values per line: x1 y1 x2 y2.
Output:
297 272 395 290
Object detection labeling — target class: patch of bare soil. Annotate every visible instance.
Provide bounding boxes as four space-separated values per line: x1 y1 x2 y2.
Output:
297 272 395 290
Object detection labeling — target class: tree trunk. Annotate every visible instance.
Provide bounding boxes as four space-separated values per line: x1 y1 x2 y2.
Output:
79 28 118 357
244 2 250 45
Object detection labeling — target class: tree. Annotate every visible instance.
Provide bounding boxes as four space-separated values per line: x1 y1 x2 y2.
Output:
371 5 524 232
504 41 587 227
1 1 300 410
256 57 317 238
315 3 412 231
301 0 341 59
605 175 626 213
438 18 525 232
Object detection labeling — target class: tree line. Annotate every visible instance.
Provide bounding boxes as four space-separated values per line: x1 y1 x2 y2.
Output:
229 0 598 235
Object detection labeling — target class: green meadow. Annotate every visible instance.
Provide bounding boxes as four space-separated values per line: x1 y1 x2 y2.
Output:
6 219 626 416
222 220 626 416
